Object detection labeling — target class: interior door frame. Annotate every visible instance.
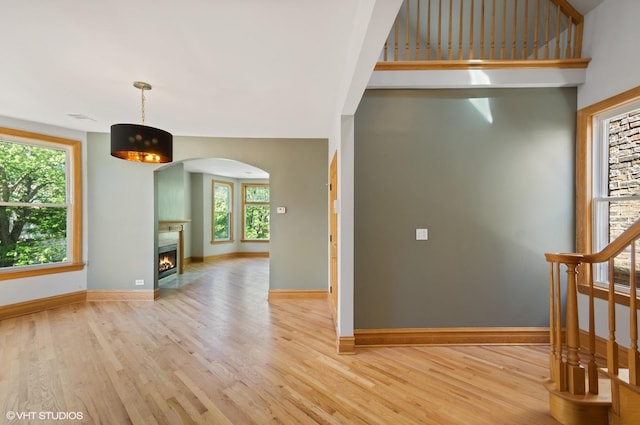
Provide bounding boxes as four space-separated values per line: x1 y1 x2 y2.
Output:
329 152 339 323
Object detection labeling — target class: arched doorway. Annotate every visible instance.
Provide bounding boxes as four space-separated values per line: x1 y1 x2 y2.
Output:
156 158 270 288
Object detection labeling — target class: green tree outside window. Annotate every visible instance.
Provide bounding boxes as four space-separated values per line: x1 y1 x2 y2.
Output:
213 181 232 242
0 140 68 267
243 184 269 241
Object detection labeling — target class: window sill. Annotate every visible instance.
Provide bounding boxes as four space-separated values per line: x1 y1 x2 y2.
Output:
0 262 85 281
578 283 640 310
241 239 270 243
211 240 234 245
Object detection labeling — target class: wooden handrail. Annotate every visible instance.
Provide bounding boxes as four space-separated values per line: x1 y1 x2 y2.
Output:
544 252 583 264
583 219 640 263
374 58 590 70
552 0 583 24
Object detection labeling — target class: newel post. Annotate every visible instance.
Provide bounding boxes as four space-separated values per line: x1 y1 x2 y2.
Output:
545 253 585 394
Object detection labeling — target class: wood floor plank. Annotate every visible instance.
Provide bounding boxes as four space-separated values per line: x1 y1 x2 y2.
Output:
0 258 559 424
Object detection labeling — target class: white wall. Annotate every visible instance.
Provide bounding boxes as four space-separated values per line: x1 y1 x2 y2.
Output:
0 116 88 305
578 0 640 109
579 295 632 348
337 115 355 337
328 0 403 339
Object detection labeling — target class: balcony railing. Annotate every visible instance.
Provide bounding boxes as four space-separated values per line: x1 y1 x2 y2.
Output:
378 0 590 70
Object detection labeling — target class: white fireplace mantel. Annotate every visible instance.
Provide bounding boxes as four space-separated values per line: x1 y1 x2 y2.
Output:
159 219 191 233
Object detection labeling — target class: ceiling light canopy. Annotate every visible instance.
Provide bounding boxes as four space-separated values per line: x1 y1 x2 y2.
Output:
110 81 173 164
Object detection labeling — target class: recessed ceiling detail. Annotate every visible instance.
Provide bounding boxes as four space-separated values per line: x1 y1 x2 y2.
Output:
182 158 269 179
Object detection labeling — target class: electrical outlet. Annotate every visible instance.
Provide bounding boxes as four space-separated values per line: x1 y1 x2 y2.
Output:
416 229 429 240
135 279 145 286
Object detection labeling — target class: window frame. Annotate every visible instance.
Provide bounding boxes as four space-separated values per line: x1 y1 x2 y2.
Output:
241 183 270 242
591 101 640 288
0 127 83 280
577 86 640 306
212 180 234 244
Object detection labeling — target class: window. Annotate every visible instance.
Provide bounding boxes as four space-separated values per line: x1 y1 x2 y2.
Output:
0 127 82 279
212 180 233 242
592 102 640 289
242 183 269 241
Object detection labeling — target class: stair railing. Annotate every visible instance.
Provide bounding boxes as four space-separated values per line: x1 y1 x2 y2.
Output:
545 252 586 394
546 218 640 397
379 0 589 69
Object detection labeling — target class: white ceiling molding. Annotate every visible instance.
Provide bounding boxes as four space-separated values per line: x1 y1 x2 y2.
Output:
368 68 588 90
182 158 269 179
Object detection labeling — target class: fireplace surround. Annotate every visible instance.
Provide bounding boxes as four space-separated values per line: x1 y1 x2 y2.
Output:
158 243 178 279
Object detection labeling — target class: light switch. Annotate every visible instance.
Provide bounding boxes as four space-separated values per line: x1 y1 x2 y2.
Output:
416 229 429 240
276 206 287 214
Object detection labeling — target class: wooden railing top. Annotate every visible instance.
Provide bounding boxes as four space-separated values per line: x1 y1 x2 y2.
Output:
553 0 584 24
545 219 640 265
544 252 583 264
375 58 591 71
583 219 640 264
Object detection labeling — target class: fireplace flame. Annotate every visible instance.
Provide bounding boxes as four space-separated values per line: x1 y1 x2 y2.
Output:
159 255 175 272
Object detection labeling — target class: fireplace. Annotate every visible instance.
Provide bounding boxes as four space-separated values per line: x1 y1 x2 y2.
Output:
158 244 178 279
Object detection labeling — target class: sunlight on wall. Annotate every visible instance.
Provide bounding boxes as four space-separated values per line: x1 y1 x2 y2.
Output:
468 70 494 123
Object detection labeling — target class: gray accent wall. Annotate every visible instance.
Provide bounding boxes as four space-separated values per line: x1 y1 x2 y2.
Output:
183 169 192 259
87 134 327 292
190 173 205 260
156 163 186 221
354 88 576 329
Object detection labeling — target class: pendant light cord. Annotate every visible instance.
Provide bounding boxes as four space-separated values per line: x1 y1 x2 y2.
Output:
141 87 146 125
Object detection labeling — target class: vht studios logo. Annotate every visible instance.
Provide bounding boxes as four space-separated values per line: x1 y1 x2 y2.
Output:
6 411 84 421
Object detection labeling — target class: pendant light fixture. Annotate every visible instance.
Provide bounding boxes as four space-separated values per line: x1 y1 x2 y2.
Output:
110 81 173 163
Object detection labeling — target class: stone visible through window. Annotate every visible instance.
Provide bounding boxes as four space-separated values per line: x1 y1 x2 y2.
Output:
594 106 640 288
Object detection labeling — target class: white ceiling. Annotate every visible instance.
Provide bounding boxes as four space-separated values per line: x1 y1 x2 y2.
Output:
0 0 603 145
570 0 605 15
0 0 399 139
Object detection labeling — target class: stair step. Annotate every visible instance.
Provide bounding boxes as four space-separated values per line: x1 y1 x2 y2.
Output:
544 378 611 425
600 368 640 393
544 378 612 405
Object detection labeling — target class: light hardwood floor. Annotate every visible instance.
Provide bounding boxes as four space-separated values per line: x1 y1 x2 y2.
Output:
0 258 559 424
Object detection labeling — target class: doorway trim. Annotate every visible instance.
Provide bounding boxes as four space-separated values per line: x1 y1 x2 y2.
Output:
330 152 339 323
